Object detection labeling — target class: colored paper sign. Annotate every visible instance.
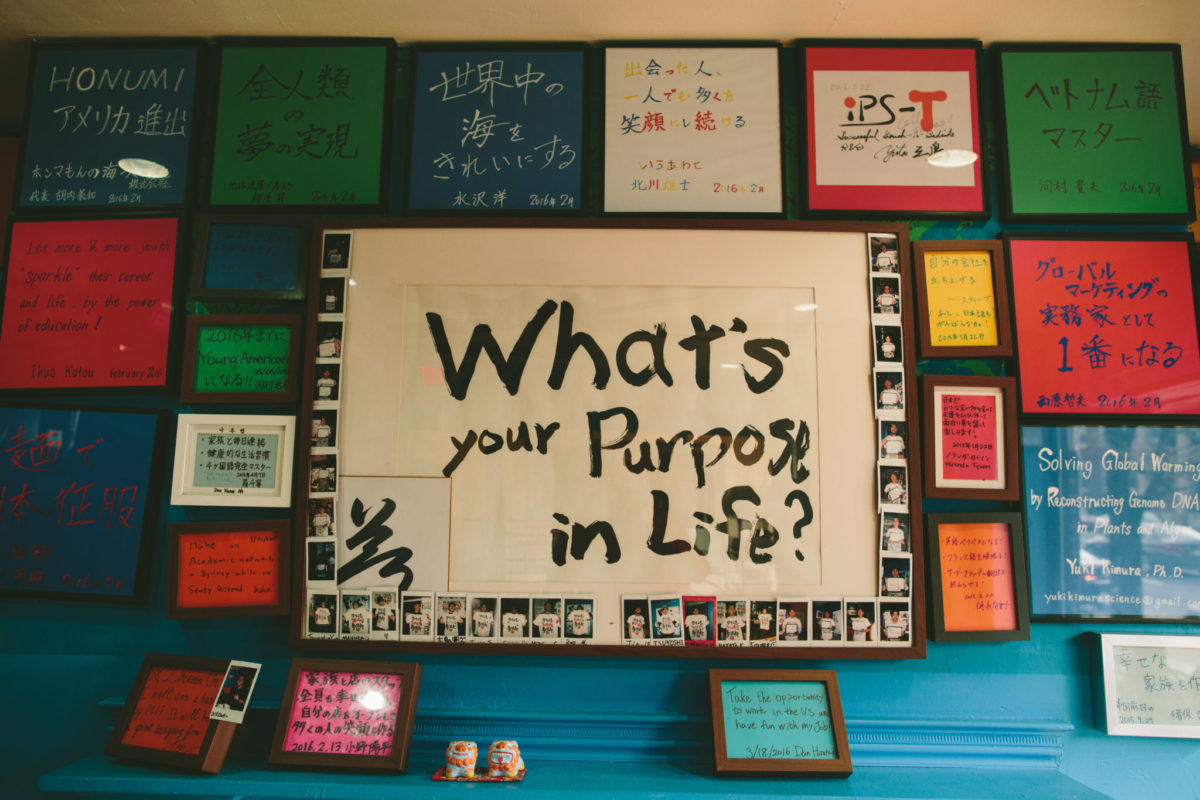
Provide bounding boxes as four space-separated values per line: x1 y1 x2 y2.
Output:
0 217 177 389
201 223 303 292
119 666 222 754
210 43 389 207
997 47 1191 219
921 250 998 347
192 431 279 490
0 407 158 599
939 392 998 481
176 528 282 609
604 46 783 213
282 670 404 755
805 46 983 213
1009 238 1200 415
19 44 199 208
1022 425 1200 619
408 48 585 212
191 322 292 394
1191 160 1200 242
937 522 1017 631
719 680 837 759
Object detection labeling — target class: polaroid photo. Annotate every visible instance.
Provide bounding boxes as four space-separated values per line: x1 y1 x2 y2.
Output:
874 322 903 365
812 599 844 645
649 595 684 645
880 511 910 554
682 595 716 646
871 275 902 317
435 593 467 642
563 596 595 644
878 419 908 461
845 597 879 646
622 596 651 645
309 454 337 495
209 660 261 724
339 590 372 640
874 367 905 420
879 459 909 511
715 598 749 646
500 596 532 642
881 554 913 599
399 591 434 641
320 277 346 316
467 594 499 641
315 321 344 361
311 410 338 452
306 538 336 584
869 233 901 274
749 599 777 645
370 588 400 640
321 232 350 272
308 499 335 537
530 596 563 643
879 601 912 646
314 364 340 403
776 597 811 646
306 590 338 638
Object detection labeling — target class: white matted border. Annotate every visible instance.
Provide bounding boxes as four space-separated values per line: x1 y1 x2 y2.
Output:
1098 633 1200 739
171 413 295 507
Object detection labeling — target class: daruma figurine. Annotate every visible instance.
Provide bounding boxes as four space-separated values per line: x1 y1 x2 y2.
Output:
444 741 478 778
487 740 523 777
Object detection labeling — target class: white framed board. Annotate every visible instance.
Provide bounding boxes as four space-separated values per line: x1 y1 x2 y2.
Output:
1097 633 1200 738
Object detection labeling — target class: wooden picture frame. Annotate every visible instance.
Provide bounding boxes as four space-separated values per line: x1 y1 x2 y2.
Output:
104 653 236 773
167 519 290 618
179 314 302 403
911 239 1012 357
170 413 295 507
799 39 987 218
708 668 852 776
925 512 1030 642
992 42 1194 224
269 658 421 771
1095 633 1200 738
189 215 309 300
922 375 1018 500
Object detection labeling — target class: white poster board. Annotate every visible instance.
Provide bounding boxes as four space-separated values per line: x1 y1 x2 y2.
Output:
1099 633 1200 738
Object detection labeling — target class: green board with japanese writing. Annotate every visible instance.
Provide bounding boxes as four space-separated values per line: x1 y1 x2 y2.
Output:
181 314 299 403
994 44 1193 222
208 40 391 209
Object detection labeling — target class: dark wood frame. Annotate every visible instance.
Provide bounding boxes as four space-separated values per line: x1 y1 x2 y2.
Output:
104 653 236 773
911 239 1012 357
166 518 291 618
922 374 1019 500
179 313 302 403
269 658 421 772
925 512 1031 643
708 668 852 776
188 214 310 301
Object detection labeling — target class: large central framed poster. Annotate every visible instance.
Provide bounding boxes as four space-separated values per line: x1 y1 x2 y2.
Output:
296 221 923 657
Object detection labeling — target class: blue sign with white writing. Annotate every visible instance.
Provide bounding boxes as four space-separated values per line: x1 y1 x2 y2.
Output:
19 43 199 208
407 48 585 212
1022 425 1200 620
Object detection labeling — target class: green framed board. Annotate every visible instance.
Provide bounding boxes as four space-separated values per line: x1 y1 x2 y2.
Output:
993 43 1194 223
207 38 393 210
180 314 301 403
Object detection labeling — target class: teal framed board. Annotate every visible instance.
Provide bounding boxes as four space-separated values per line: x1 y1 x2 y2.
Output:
993 43 1194 223
708 668 852 776
179 314 301 403
207 38 393 211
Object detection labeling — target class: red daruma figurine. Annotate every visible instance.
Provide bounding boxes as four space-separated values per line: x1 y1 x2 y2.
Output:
444 741 478 778
487 740 523 777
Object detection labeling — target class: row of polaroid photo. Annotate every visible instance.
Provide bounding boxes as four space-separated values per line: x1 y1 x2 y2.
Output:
306 590 597 643
310 231 352 523
623 595 912 647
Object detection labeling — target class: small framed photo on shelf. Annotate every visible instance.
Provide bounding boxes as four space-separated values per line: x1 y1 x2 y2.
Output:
167 519 290 618
270 658 422 771
926 512 1030 642
179 314 302 403
911 239 1012 358
1095 633 1200 738
922 375 1018 500
170 414 295 507
189 215 309 301
708 668 852 776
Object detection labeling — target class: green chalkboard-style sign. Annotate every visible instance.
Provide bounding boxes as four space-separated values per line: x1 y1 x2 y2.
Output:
207 38 393 211
180 314 301 403
993 43 1194 223
708 669 852 776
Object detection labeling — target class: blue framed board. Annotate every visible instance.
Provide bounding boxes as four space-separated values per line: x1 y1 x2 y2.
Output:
1022 425 1200 620
190 217 308 300
0 407 162 600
